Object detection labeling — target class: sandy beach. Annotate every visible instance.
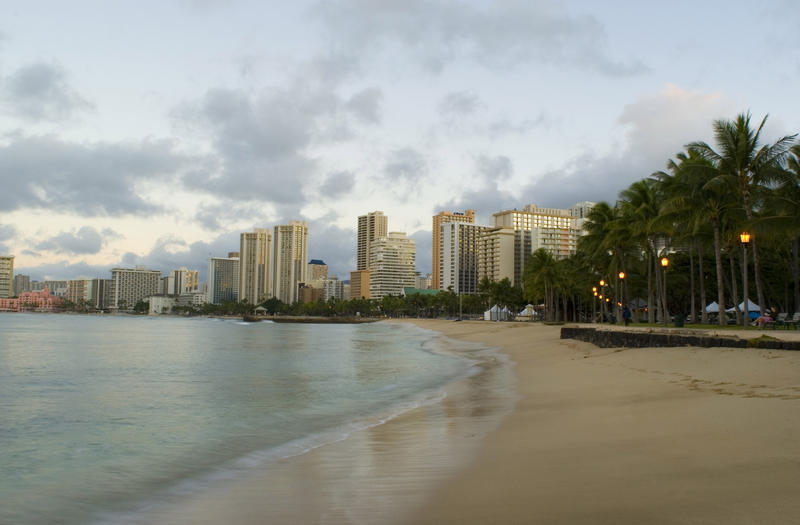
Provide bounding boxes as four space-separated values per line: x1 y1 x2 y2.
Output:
407 320 800 524
131 320 800 524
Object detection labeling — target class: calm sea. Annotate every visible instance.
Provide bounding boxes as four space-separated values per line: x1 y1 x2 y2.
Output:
0 314 478 525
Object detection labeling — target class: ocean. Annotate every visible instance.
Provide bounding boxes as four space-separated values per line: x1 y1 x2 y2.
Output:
0 314 503 524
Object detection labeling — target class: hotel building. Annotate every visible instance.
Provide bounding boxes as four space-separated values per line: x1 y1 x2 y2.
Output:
111 266 161 310
273 221 309 304
357 211 388 270
369 232 416 299
239 229 271 304
493 203 594 284
350 269 370 300
431 209 474 290
478 227 516 285
439 222 486 294
0 255 13 298
13 274 30 295
207 255 240 304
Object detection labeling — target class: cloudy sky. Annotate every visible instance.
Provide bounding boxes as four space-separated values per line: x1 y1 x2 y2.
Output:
1 0 798 281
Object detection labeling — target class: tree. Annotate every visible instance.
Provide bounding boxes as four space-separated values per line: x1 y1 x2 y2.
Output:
688 112 797 313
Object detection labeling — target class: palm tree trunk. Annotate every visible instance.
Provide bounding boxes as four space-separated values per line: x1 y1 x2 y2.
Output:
654 254 662 322
698 245 708 324
793 235 799 313
729 252 741 326
713 222 726 326
689 247 696 323
647 248 655 323
742 189 766 314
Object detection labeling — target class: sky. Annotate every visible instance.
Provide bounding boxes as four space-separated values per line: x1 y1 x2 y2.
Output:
1 0 799 282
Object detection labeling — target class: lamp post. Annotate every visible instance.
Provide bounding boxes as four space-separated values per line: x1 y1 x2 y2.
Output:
617 271 626 323
740 232 750 327
661 257 669 325
599 279 606 322
592 287 597 323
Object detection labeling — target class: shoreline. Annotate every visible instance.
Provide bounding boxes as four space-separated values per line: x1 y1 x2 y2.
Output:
400 320 800 524
119 320 516 524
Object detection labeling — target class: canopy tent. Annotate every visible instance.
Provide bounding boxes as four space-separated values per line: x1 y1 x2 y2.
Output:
726 299 760 319
484 304 510 321
704 301 720 313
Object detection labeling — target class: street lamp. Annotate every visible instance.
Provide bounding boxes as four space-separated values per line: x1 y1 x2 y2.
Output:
592 287 597 323
660 257 669 325
617 271 626 323
740 232 750 325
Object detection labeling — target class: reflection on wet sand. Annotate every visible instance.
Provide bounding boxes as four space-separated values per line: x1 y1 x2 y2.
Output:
137 333 515 525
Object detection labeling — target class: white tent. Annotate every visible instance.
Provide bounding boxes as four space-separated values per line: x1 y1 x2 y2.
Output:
705 301 720 313
725 299 760 313
484 304 510 321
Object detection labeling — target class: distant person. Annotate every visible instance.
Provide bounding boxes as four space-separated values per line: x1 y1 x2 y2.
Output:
754 309 774 328
623 306 632 326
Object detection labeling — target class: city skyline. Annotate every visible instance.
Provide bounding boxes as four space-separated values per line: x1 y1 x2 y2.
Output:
1 1 799 281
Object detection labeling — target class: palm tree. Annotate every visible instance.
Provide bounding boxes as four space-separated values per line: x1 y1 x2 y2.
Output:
760 144 800 312
523 249 560 321
688 112 797 314
618 179 663 323
659 149 741 325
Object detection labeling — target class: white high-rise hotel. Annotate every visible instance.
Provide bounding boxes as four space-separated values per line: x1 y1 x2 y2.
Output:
273 221 309 304
239 229 271 304
369 232 415 299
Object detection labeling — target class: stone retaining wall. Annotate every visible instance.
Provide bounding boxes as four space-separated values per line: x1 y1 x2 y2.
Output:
560 327 800 351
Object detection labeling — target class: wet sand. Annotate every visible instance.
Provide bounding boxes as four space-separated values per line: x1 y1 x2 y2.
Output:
127 323 516 524
407 320 800 524
132 320 800 524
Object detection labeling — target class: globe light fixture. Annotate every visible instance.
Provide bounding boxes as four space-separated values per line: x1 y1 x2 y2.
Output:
618 271 625 279
661 257 669 267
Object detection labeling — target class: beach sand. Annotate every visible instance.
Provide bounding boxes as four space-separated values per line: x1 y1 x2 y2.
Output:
135 320 800 524
407 320 800 524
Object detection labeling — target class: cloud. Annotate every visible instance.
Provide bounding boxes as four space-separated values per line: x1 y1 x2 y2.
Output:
384 147 428 183
314 0 648 75
320 171 356 198
176 77 372 206
0 223 15 253
521 85 733 207
1 62 93 121
0 134 188 215
306 215 356 278
409 229 432 275
434 154 520 225
345 87 383 124
438 91 484 121
12 260 113 282
36 226 104 255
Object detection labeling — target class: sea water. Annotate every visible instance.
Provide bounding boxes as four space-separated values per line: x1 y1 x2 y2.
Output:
0 314 478 525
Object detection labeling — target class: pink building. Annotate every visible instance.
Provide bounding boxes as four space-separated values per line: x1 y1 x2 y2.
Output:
0 287 62 312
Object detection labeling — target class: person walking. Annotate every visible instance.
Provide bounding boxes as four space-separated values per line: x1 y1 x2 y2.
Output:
623 305 632 327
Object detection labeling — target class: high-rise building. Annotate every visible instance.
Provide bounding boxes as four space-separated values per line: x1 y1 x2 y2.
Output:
432 210 474 290
369 232 416 299
273 221 309 304
357 211 388 271
307 259 328 283
66 279 93 304
322 277 345 301
439 223 486 294
478 227 516 285
350 269 370 299
111 267 161 310
239 229 271 304
0 255 13 298
13 274 30 295
493 203 591 282
208 256 240 304
90 278 113 309
170 267 199 295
